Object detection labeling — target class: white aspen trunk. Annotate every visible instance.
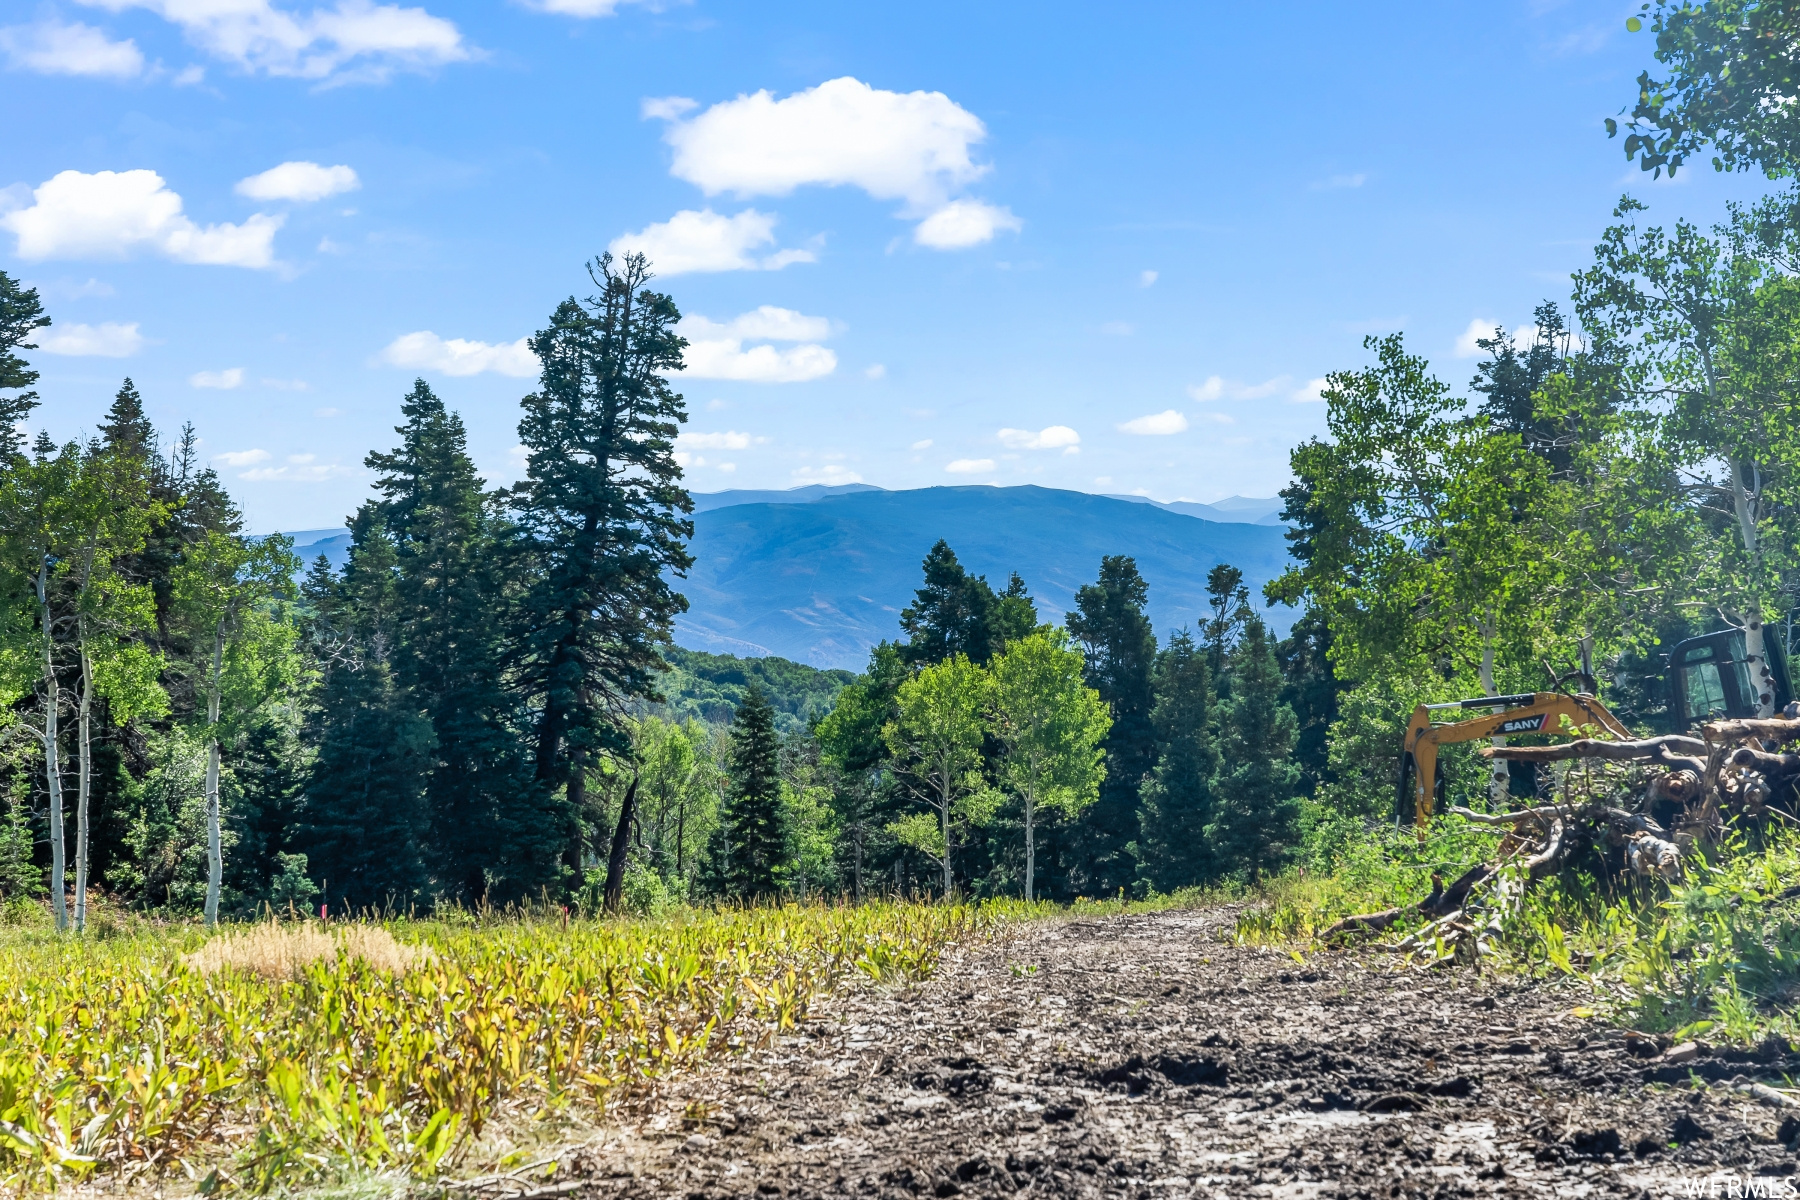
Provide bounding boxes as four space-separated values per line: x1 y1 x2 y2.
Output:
1479 621 1509 805
203 622 224 928
1023 783 1035 904
1728 458 1778 718
75 647 92 933
38 560 67 933
937 759 953 899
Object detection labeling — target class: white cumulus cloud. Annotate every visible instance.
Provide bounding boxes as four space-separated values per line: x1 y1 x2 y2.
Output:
945 458 995 474
609 209 811 276
913 199 1020 249
677 306 837 383
236 161 359 202
1 169 282 268
380 330 537 377
0 20 143 77
1292 377 1328 402
656 76 989 205
1188 374 1292 402
1118 409 1188 436
73 0 469 83
650 76 1015 248
521 0 646 16
1139 269 1158 288
215 448 270 467
679 430 760 451
1455 317 1500 358
682 341 836 383
681 306 831 343
190 367 244 388
240 452 345 481
998 425 1079 451
37 320 144 356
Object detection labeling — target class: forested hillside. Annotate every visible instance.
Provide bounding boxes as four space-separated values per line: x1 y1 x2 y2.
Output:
6 12 1800 932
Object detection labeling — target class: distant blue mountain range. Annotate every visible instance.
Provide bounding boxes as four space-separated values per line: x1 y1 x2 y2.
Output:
280 484 1294 671
675 485 1293 669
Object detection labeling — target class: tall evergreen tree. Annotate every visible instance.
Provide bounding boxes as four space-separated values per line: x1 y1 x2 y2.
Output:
1275 609 1339 801
1206 616 1302 879
1064 556 1158 896
297 515 434 913
512 254 692 881
991 573 1042 649
99 379 158 462
0 271 49 457
721 685 786 898
1135 629 1218 893
1202 562 1252 683
365 380 553 903
898 541 1001 666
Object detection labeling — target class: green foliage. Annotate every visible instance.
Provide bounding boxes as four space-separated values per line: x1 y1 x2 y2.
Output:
1135 630 1217 893
0 271 48 455
1611 0 1800 179
1205 618 1302 880
898 540 1008 667
653 647 854 732
1065 555 1158 896
990 629 1109 901
719 687 787 899
512 254 692 810
0 903 990 1190
884 654 994 894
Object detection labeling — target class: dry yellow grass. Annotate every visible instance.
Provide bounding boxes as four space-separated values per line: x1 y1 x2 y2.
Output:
182 921 433 980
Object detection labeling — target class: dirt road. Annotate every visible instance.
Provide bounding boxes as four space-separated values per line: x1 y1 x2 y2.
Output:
562 909 1800 1198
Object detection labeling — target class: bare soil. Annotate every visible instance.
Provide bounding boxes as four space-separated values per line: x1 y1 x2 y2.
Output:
552 908 1800 1198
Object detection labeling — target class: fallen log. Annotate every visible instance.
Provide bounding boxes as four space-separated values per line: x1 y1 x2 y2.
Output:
1731 746 1800 779
1525 817 1570 881
1702 718 1800 744
1480 735 1707 764
1320 862 1496 939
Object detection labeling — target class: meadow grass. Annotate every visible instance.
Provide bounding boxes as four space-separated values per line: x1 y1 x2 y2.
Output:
0 899 1021 1192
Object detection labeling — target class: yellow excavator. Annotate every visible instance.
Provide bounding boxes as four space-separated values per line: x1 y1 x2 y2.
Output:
1398 691 1631 828
1399 630 1797 827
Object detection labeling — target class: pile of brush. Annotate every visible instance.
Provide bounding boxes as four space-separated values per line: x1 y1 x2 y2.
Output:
1325 704 1800 945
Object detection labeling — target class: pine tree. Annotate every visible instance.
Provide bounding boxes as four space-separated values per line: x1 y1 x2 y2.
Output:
722 685 786 898
1135 629 1218 892
898 541 1001 666
1275 609 1339 800
365 380 553 904
0 271 49 458
991 572 1042 649
1202 563 1251 685
1064 555 1158 896
512 254 692 881
296 515 434 913
1205 616 1301 880
99 379 157 462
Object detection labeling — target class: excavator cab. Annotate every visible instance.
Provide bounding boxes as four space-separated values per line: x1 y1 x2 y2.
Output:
1667 630 1792 728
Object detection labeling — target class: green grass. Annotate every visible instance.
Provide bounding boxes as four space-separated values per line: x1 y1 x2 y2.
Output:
1236 817 1800 1045
0 900 1009 1192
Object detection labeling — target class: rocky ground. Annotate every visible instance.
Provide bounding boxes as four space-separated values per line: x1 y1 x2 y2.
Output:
537 908 1800 1199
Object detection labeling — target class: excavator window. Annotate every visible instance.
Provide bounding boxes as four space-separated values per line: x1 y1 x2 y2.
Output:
1681 660 1728 722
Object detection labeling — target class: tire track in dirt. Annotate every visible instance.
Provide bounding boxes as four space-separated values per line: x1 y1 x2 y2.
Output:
558 909 1800 1198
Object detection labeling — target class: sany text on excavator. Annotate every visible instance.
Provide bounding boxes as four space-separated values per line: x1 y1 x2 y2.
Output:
1398 692 1630 828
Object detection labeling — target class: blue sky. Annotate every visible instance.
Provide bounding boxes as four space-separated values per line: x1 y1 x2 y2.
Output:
6 0 1780 532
